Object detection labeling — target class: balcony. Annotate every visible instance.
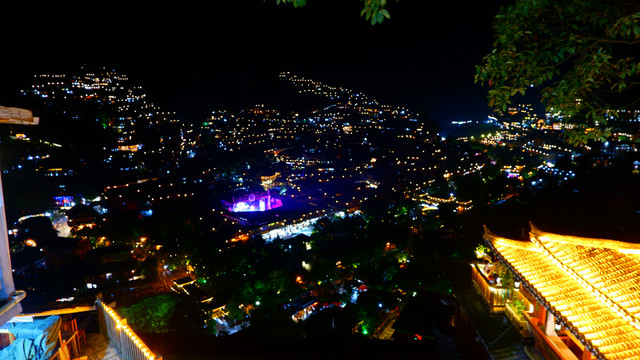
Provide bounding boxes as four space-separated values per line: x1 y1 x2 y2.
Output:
470 262 513 313
523 312 591 360
0 300 158 360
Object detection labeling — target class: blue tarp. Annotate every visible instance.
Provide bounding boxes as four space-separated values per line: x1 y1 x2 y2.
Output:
0 315 61 360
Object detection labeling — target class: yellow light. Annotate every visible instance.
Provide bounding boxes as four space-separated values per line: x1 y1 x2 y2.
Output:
488 228 640 360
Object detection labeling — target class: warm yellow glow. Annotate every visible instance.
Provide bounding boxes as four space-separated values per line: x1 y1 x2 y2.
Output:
99 302 157 360
487 225 640 359
117 144 142 152
493 237 540 252
532 223 640 256
618 249 640 255
24 239 37 247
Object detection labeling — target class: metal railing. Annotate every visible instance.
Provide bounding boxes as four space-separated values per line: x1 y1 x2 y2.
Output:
97 300 161 360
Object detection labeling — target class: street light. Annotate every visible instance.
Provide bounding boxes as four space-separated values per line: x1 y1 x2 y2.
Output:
0 106 38 325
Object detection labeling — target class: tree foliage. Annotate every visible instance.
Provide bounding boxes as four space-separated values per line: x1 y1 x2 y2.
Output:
269 0 395 25
117 294 202 333
475 0 640 145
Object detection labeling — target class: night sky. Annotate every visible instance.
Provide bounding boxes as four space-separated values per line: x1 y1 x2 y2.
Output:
1 1 505 125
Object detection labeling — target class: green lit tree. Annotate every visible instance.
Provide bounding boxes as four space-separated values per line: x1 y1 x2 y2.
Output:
226 269 297 321
117 294 204 334
476 0 640 145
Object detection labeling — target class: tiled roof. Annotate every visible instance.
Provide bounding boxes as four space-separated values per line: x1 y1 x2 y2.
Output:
485 224 640 360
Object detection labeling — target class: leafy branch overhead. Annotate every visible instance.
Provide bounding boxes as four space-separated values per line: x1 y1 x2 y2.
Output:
269 0 395 25
475 0 640 145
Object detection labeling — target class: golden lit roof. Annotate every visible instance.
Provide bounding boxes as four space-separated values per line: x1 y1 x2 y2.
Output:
484 224 640 360
530 223 640 255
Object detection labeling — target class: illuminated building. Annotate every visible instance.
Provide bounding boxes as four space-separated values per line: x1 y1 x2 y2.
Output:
478 223 640 360
497 103 540 129
260 172 280 189
419 194 473 213
225 191 283 213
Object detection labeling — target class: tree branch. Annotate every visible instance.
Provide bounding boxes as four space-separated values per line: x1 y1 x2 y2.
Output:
588 37 640 46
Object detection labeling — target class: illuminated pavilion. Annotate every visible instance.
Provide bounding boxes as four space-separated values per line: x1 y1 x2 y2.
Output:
477 223 640 360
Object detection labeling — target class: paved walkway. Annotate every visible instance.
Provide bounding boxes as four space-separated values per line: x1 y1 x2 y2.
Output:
78 333 122 360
